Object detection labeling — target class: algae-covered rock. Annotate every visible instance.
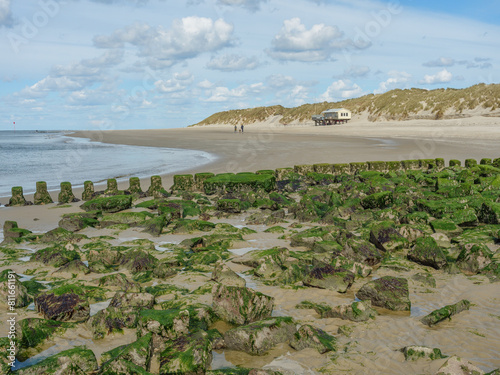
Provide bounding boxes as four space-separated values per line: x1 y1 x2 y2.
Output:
289 324 337 353
456 243 493 275
100 332 152 370
1 221 32 245
420 299 471 327
407 236 447 269
16 346 98 375
211 261 246 287
479 202 500 224
35 292 90 322
204 173 276 195
80 195 132 213
172 174 195 192
217 198 243 213
9 186 27 206
0 337 13 374
82 180 95 201
58 211 99 232
223 317 296 355
412 272 436 288
303 265 355 293
87 306 139 339
34 181 53 205
212 283 274 325
160 330 213 375
109 291 155 309
137 309 190 340
0 270 30 307
16 318 74 350
126 176 144 197
142 215 167 237
58 182 77 203
97 273 140 292
430 218 463 237
104 178 119 196
309 300 377 322
435 355 485 375
119 249 158 273
362 191 393 209
401 345 447 361
370 221 409 252
53 259 90 275
357 276 411 311
32 245 80 267
147 175 169 198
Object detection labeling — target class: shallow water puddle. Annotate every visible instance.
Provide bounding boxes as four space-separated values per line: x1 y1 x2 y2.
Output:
90 299 111 317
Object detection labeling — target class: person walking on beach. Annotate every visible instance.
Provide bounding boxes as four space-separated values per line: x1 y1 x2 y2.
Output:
241 124 244 133
234 125 237 133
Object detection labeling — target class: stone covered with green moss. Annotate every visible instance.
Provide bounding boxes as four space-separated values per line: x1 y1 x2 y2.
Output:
172 174 195 192
401 345 447 361
34 292 90 322
420 299 471 326
100 332 152 371
223 317 297 355
34 181 53 205
9 186 27 206
407 236 447 269
58 181 77 203
212 283 274 325
80 195 132 213
82 180 94 201
204 173 276 194
147 175 168 198
357 276 411 311
16 346 97 375
126 176 143 197
303 264 355 293
289 324 337 353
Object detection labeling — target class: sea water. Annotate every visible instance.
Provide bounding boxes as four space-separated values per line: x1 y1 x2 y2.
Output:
0 130 216 197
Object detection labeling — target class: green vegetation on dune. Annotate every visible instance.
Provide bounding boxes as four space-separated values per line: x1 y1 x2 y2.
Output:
193 83 500 125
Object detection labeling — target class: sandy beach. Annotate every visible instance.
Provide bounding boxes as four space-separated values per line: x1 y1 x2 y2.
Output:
1 116 499 374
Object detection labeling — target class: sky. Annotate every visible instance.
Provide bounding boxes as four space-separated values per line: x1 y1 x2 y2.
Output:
0 0 499 131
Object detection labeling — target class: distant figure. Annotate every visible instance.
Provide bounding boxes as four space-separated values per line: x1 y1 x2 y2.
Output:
241 124 244 133
234 125 237 132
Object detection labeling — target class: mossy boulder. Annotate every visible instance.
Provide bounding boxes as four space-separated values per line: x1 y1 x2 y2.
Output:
401 345 447 361
15 346 98 375
430 218 463 237
357 276 411 311
9 186 27 206
58 211 100 232
40 227 87 243
217 198 243 213
223 317 296 355
87 306 140 339
160 330 213 375
96 273 141 292
211 261 246 287
104 178 119 196
369 221 409 252
456 243 493 275
34 181 53 205
204 173 276 195
298 300 377 322
479 202 500 224
1 221 32 244
58 182 77 203
53 259 90 276
126 177 144 197
303 265 355 293
407 236 447 269
420 299 471 326
80 195 132 213
31 245 80 267
137 309 190 340
34 292 90 322
289 324 337 353
16 318 75 351
82 180 95 201
362 191 393 209
212 283 274 325
172 174 195 192
119 249 158 273
100 332 152 371
109 291 155 309
0 272 30 307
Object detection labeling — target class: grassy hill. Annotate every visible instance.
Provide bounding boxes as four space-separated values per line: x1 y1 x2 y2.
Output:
193 83 500 126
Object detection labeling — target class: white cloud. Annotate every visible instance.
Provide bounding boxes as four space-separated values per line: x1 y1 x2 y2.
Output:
155 71 194 93
343 65 371 78
319 79 364 102
94 17 235 69
374 71 412 94
207 54 260 71
419 69 453 85
0 0 13 27
203 82 264 102
267 18 349 62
